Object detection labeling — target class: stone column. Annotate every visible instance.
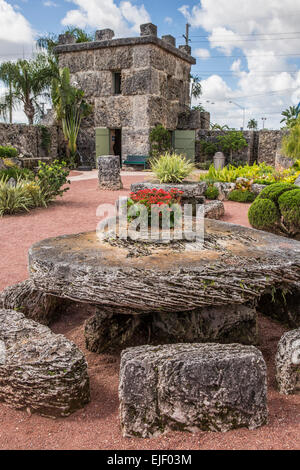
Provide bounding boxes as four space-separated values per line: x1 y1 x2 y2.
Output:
97 155 123 191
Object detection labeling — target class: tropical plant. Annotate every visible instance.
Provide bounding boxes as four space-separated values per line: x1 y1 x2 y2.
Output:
216 131 248 162
37 27 94 55
199 162 300 185
36 160 70 201
247 119 258 130
51 68 92 166
282 118 300 162
151 152 194 183
149 124 171 159
0 146 18 159
210 123 231 131
280 105 298 128
0 54 57 124
0 62 17 123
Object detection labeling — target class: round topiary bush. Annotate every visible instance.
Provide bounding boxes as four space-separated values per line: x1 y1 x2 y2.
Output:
278 189 300 229
258 183 296 203
228 189 256 203
205 185 219 200
248 198 280 231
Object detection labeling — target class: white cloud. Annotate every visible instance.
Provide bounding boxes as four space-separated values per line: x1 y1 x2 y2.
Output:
43 1 59 7
180 0 300 129
194 48 210 59
164 17 173 25
0 1 35 123
62 0 151 36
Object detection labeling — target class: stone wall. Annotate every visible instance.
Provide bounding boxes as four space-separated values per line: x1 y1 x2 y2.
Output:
0 123 59 161
196 129 288 166
55 24 196 164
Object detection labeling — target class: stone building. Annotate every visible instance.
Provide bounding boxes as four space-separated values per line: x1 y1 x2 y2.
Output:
55 23 208 166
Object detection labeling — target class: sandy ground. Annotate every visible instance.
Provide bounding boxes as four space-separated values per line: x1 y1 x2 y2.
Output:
0 174 299 450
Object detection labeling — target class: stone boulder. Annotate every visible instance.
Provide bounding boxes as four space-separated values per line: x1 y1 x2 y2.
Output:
130 182 208 204
119 343 268 438
0 279 66 326
258 287 300 328
85 304 257 353
0 309 90 418
295 175 300 188
213 182 236 201
276 329 300 395
204 200 225 220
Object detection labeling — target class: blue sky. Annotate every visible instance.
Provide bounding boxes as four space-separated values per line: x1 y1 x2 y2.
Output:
1 0 300 128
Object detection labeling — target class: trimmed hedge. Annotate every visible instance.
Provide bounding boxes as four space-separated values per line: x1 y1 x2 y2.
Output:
0 146 18 159
248 199 280 230
248 182 300 238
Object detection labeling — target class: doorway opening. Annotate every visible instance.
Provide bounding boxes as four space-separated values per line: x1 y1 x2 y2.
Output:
110 128 122 166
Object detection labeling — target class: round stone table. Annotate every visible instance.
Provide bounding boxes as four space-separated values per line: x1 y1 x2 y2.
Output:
28 219 300 352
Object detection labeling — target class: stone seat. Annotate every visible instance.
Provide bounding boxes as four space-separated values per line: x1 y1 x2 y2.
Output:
0 309 90 418
119 343 268 438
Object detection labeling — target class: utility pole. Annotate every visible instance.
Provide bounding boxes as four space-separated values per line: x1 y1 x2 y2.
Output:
183 23 191 46
229 100 246 130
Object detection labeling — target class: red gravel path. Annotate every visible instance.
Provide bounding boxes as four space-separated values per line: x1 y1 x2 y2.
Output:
0 178 299 450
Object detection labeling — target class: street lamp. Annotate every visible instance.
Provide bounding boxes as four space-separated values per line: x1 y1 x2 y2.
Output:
229 100 246 130
261 117 267 130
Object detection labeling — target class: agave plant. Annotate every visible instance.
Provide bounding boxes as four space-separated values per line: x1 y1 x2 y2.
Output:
151 152 195 183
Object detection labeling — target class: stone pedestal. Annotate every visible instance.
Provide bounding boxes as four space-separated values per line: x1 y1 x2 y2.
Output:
97 155 123 191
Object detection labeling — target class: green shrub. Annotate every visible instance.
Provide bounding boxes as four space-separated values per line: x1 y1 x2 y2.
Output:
228 189 256 203
149 124 171 159
0 167 34 181
0 146 18 159
36 160 70 201
258 182 296 202
0 177 36 216
278 189 300 228
150 152 194 183
248 198 280 230
205 185 219 200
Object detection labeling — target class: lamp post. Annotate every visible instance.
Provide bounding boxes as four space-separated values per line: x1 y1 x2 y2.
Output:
261 117 267 130
229 100 246 130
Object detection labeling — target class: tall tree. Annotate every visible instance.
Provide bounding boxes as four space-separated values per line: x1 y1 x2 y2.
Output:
0 54 58 125
280 106 298 128
247 119 258 130
0 62 17 123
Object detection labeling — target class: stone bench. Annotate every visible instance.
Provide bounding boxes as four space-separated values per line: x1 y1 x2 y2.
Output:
0 309 90 418
119 343 268 438
276 329 300 395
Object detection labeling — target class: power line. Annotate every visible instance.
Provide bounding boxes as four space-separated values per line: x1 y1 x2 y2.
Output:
190 37 300 42
191 53 300 59
190 31 300 38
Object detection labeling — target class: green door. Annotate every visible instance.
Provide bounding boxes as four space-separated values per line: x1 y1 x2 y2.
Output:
173 130 196 162
95 128 110 165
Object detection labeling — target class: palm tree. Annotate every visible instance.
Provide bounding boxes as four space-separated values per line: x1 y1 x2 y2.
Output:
52 68 92 165
247 119 258 130
280 106 298 128
0 54 58 125
0 62 17 123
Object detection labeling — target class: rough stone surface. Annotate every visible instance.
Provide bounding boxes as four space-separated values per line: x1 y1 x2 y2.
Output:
275 152 295 170
97 155 123 190
28 219 300 314
276 329 300 395
0 309 90 418
213 182 236 201
140 23 157 37
95 29 115 41
295 175 300 187
204 200 225 220
0 123 58 162
85 304 257 353
0 279 66 326
119 343 268 437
